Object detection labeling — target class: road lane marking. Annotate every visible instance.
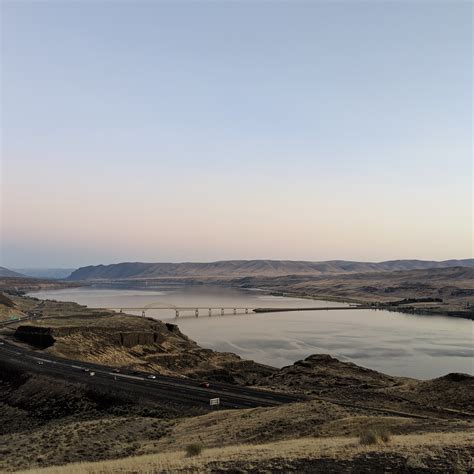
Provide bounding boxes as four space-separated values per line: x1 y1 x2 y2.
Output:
32 357 55 363
110 373 145 381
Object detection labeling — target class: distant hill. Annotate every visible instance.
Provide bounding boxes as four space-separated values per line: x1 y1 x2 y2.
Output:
67 259 474 280
0 266 28 278
14 268 76 279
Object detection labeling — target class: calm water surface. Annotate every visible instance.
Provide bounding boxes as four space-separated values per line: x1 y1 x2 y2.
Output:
30 285 473 379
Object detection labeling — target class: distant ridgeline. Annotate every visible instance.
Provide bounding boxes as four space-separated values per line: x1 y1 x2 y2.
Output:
0 267 28 278
67 259 474 280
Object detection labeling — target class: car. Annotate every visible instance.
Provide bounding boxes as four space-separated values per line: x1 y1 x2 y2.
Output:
37 361 44 365
200 382 210 388
147 375 156 380
113 368 121 373
90 372 95 376
84 368 90 372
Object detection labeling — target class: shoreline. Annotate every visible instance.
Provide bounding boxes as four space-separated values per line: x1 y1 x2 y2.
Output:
253 288 474 321
25 279 474 321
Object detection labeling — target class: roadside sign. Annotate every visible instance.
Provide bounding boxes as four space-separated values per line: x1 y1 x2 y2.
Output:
210 397 220 406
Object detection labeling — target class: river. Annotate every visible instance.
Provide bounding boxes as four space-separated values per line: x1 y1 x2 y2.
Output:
30 284 473 380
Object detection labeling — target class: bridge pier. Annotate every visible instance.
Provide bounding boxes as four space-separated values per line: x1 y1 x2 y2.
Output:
245 308 249 314
221 308 224 316
175 309 179 318
233 308 236 315
208 308 212 317
141 310 145 317
195 309 199 318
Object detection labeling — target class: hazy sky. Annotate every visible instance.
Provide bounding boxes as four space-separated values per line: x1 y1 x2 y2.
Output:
1 1 472 268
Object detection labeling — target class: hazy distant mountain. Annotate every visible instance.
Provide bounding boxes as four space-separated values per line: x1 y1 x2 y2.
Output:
68 259 474 280
14 268 76 279
0 266 28 278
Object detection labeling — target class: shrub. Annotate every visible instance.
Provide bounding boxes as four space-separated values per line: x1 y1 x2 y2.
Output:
186 443 203 457
405 455 427 469
379 429 391 443
359 430 379 445
359 427 392 445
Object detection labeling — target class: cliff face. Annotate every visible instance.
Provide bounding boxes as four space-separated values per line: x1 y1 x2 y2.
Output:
15 324 194 349
15 326 56 348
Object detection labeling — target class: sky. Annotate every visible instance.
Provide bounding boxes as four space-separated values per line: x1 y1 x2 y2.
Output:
1 1 472 268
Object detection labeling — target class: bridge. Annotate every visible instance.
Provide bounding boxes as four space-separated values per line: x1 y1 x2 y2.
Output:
102 306 254 317
98 304 368 318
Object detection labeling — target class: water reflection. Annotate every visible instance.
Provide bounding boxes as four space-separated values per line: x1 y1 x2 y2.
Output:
30 285 473 379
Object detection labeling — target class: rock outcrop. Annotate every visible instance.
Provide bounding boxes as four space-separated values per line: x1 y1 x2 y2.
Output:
259 354 398 392
15 326 56 349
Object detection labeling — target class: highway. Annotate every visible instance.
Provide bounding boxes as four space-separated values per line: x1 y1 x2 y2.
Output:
0 338 304 410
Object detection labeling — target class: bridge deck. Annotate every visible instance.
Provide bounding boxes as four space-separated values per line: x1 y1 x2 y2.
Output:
103 307 255 311
99 305 368 313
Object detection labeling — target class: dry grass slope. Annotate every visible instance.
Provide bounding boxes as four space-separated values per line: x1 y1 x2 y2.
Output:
20 432 474 474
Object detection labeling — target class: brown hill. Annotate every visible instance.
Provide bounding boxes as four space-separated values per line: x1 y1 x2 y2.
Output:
68 259 474 280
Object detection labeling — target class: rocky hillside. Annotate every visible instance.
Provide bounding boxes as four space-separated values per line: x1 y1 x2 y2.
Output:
68 259 474 280
264 354 474 419
8 297 274 384
260 354 399 392
13 319 274 384
2 361 472 472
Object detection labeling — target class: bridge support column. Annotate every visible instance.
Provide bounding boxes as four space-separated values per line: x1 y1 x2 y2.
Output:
221 308 224 316
233 308 236 315
208 308 212 317
142 311 145 317
195 309 199 318
175 310 179 318
245 308 248 314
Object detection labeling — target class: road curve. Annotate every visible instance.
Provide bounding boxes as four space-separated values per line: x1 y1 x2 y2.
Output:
0 339 304 410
